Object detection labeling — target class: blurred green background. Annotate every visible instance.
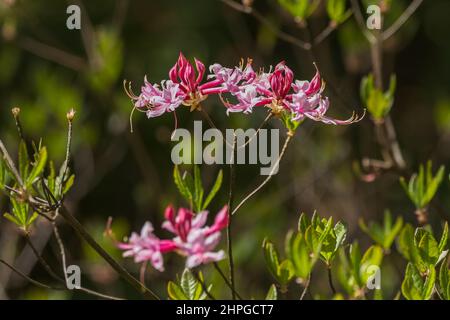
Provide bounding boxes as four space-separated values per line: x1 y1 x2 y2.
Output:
0 0 449 299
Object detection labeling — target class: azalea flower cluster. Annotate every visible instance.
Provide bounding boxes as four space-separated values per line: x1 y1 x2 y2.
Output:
114 205 229 271
125 52 362 125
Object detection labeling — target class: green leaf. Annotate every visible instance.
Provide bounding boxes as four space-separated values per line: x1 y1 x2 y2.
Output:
305 225 321 254
326 0 348 23
439 256 449 300
297 212 309 234
397 224 423 268
173 166 193 204
193 165 204 212
63 174 75 195
0 158 8 191
360 211 403 250
417 229 440 265
287 232 315 280
18 140 29 181
402 263 436 300
360 245 383 286
334 221 347 253
202 169 223 210
400 162 445 209
265 284 278 300
180 269 199 300
26 146 47 187
167 281 188 300
278 0 320 20
278 259 295 285
349 242 362 285
438 222 448 254
263 238 281 282
3 212 21 225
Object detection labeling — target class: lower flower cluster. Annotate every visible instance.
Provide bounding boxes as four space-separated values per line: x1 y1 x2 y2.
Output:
113 205 229 271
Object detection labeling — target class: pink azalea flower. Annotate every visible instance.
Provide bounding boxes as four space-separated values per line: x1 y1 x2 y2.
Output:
162 205 229 268
116 222 176 272
219 61 363 125
126 52 229 117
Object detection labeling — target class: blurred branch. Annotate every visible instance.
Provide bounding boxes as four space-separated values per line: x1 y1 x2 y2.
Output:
232 132 293 215
57 206 160 299
112 0 130 33
70 0 101 69
226 136 236 300
350 0 376 44
382 0 424 41
220 0 311 50
313 13 352 46
350 1 407 176
213 262 243 299
16 36 87 71
0 259 63 291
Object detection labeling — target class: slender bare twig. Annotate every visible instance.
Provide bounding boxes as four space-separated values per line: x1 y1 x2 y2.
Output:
0 139 24 187
350 0 376 44
192 271 216 300
237 112 273 150
220 0 311 50
226 136 236 300
382 0 424 41
232 133 293 216
313 13 352 46
213 262 243 300
327 266 336 295
300 274 311 300
56 206 160 299
59 110 74 199
16 36 87 71
0 258 64 291
24 234 63 283
52 221 124 300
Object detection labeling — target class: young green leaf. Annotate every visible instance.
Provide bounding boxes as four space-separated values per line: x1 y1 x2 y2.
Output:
400 161 445 210
439 256 450 300
26 146 47 187
173 165 193 204
18 140 29 181
193 165 204 212
265 284 278 300
401 263 436 300
167 281 188 300
180 269 199 300
277 0 320 21
438 222 448 254
202 169 223 210
360 211 403 250
263 238 281 282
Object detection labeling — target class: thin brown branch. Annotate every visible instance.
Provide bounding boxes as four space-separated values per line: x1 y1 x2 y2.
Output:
382 0 424 41
232 132 293 216
350 0 376 44
220 0 311 50
300 274 311 300
0 259 64 291
226 136 236 300
16 36 87 71
213 262 243 300
57 206 160 299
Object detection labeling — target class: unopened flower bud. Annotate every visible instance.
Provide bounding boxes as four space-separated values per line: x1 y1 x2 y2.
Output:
11 107 20 118
67 109 76 122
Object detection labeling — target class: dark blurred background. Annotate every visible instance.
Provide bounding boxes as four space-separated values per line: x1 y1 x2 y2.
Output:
0 0 449 299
